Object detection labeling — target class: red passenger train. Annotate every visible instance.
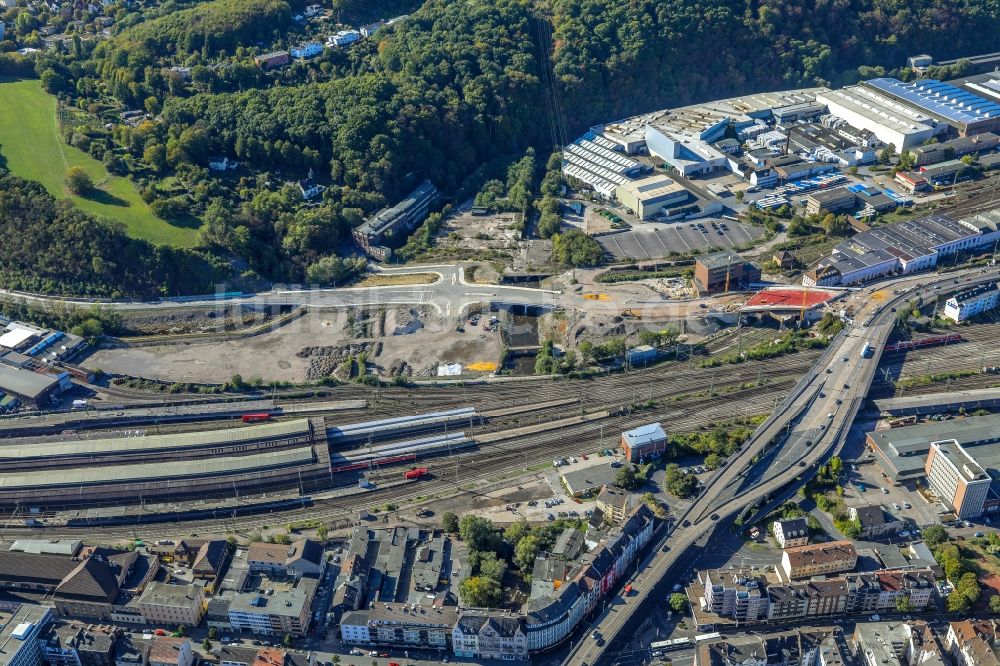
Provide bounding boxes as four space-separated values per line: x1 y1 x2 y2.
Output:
883 334 961 353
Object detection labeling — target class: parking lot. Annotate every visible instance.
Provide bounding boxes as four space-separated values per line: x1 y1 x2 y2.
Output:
848 458 944 528
599 219 763 261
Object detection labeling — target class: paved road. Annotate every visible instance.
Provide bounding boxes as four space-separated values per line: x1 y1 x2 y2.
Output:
0 265 561 317
567 266 1000 666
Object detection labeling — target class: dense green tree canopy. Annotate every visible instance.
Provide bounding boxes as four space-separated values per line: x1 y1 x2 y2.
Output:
9 0 1000 293
0 170 222 297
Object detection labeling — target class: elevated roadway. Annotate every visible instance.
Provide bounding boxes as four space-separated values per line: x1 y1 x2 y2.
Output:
567 267 1000 666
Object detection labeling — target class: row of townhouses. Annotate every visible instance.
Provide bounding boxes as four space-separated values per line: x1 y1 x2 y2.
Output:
692 566 937 629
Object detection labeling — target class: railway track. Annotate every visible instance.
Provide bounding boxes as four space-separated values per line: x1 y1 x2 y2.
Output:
870 319 1000 398
8 366 808 538
0 325 823 536
933 177 1000 218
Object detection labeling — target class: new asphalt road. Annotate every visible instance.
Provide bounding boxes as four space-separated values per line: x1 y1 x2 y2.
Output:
0 265 561 317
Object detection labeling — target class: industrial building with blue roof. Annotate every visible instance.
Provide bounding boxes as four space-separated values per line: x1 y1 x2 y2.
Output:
863 78 1000 136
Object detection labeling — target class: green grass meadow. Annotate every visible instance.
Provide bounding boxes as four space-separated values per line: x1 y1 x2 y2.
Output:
0 78 200 247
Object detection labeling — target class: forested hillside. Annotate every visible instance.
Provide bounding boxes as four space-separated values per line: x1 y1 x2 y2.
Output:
128 0 547 197
0 171 223 298
5 0 1000 294
93 0 295 102
549 0 1000 127
88 0 1000 198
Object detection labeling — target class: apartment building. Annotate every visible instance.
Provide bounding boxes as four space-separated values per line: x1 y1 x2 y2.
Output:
925 439 993 519
595 485 633 525
854 622 910 666
699 569 770 623
845 570 936 614
781 541 858 580
908 621 948 666
696 627 851 666
247 540 324 580
227 578 317 637
453 613 528 661
0 604 54 666
772 518 809 548
766 578 849 622
135 582 205 627
848 505 904 539
341 604 456 653
690 567 936 628
339 504 657 657
946 620 1000 666
943 282 1000 322
146 638 194 666
40 622 123 666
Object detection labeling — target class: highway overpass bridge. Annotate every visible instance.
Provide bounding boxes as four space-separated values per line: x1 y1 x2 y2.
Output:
566 268 1000 666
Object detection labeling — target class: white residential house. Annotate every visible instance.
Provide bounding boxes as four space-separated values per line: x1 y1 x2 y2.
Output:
298 179 324 201
943 282 1000 322
773 518 809 548
208 156 238 172
290 42 323 59
327 30 360 47
360 22 384 38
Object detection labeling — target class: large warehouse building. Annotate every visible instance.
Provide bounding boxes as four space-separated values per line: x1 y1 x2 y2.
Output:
644 124 730 178
867 414 1000 517
803 213 987 286
816 85 942 152
561 133 644 198
0 364 62 410
614 175 688 219
862 78 1000 137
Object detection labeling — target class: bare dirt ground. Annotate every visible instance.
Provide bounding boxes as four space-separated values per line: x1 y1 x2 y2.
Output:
115 305 276 336
85 307 504 384
409 199 554 273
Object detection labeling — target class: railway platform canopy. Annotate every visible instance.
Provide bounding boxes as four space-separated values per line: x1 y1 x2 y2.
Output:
0 446 317 491
874 387 1000 416
0 418 313 461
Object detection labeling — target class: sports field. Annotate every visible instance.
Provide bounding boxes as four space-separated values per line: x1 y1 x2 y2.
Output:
0 78 201 247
